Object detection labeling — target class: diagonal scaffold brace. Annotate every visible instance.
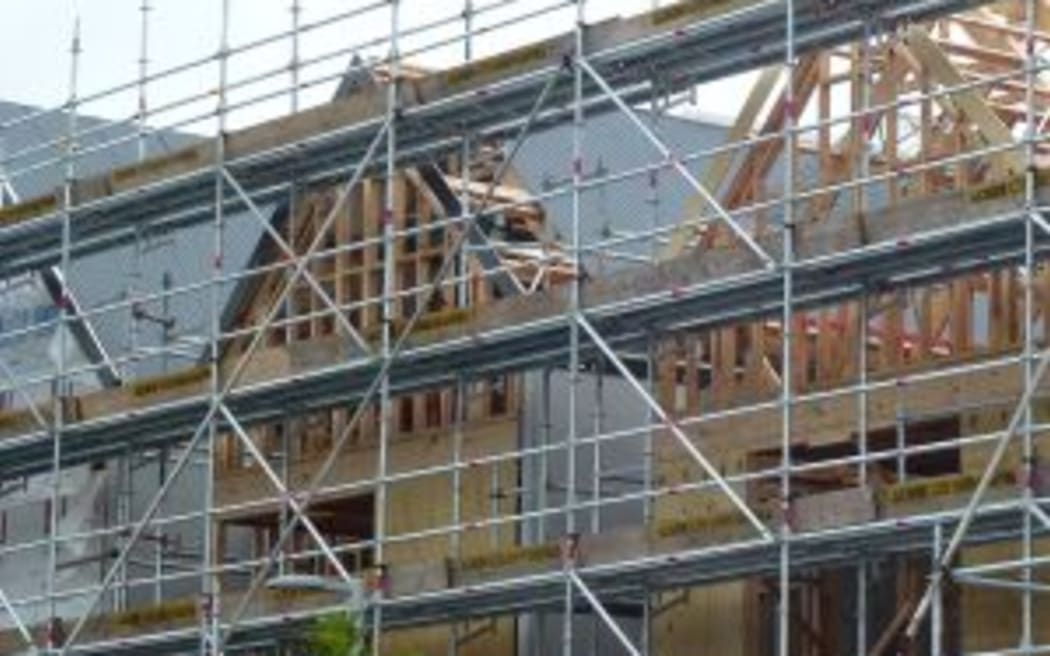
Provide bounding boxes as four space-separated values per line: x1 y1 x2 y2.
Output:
904 347 1050 639
576 314 774 542
574 55 776 270
56 117 393 656
217 66 567 647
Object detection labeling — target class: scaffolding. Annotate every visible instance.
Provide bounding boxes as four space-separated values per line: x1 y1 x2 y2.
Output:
0 0 1047 653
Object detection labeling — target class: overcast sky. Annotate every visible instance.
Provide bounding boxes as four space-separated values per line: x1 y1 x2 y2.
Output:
0 1 696 129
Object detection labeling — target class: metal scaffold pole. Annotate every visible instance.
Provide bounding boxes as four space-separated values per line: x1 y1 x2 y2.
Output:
563 0 586 652
856 14 873 655
128 0 151 383
0 109 33 653
931 522 943 655
276 0 302 583
450 373 465 656
641 335 655 656
857 299 871 655
1022 0 1037 650
451 6 473 652
46 13 80 654
375 1 401 652
202 1 230 653
573 57 772 542
6 2 1050 654
118 0 154 616
589 356 602 656
532 366 552 656
779 2 796 656
290 0 301 114
463 0 474 62
213 117 393 649
591 358 603 536
215 45 557 655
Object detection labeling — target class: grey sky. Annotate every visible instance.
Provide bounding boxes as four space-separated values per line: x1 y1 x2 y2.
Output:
0 1 681 131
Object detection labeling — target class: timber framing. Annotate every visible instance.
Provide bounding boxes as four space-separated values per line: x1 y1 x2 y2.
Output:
4 1 1050 655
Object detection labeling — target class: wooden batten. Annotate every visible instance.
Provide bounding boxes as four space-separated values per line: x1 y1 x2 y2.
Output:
6 4 1050 652
648 7 1050 651
208 151 546 656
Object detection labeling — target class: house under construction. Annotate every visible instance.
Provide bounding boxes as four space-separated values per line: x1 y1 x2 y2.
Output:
0 0 1048 654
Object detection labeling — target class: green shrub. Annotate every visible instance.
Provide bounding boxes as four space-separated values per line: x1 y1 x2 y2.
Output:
308 612 362 656
306 612 422 656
